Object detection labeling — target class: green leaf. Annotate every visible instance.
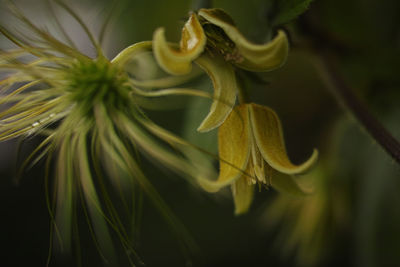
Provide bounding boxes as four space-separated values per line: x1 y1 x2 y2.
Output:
271 0 314 26
182 105 218 154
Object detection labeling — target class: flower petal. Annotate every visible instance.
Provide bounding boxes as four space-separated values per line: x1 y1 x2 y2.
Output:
198 8 289 71
197 105 251 192
249 103 318 174
195 53 237 132
232 176 255 215
113 43 204 89
153 13 206 75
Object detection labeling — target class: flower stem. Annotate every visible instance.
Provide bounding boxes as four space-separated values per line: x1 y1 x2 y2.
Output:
314 50 400 165
237 82 248 105
236 71 250 104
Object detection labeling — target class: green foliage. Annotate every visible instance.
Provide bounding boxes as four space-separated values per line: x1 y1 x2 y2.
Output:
270 0 314 26
181 78 218 155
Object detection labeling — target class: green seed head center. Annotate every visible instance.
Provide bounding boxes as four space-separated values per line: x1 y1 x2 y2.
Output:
65 57 130 110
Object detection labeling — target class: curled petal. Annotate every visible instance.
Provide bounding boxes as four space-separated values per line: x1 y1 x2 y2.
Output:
199 8 289 71
113 43 204 89
249 103 318 174
197 105 250 192
232 176 255 215
153 13 206 75
195 53 237 132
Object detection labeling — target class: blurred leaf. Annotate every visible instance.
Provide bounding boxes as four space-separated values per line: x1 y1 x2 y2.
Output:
333 102 400 267
181 78 218 155
271 174 309 196
271 0 314 26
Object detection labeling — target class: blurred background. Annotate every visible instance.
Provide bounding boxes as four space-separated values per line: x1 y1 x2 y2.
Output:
1 0 400 266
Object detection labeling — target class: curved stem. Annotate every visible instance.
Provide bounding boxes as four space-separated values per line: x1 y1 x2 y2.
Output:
314 50 400 165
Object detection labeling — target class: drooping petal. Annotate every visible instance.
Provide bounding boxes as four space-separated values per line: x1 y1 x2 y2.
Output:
153 13 206 75
198 8 289 72
197 105 251 192
232 176 255 215
195 53 237 132
249 103 318 174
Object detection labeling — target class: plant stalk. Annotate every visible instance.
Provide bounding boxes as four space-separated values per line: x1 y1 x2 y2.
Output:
315 50 400 165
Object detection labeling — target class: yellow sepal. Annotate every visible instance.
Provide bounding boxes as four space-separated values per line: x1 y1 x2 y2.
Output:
199 8 289 72
195 53 237 132
197 105 250 192
249 103 318 175
153 13 206 75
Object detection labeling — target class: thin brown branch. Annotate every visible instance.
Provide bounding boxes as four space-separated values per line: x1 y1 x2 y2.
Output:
298 14 400 165
315 50 400 164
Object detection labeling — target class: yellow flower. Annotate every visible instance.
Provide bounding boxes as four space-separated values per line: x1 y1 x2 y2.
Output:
152 8 289 132
197 103 318 215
